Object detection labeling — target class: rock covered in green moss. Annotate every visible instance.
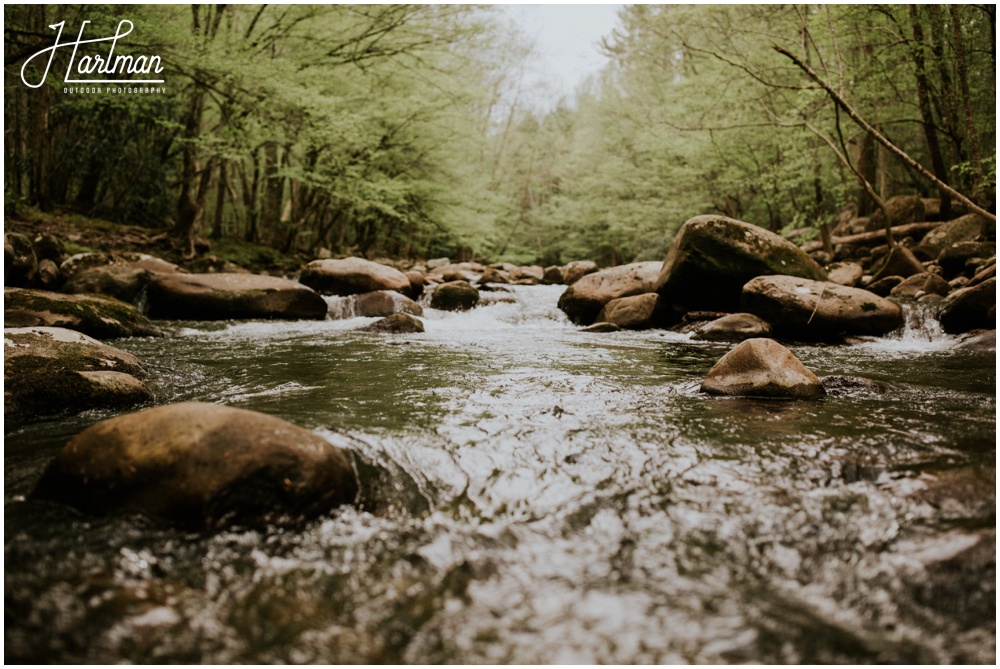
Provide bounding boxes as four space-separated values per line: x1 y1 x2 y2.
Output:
656 215 826 313
31 402 359 529
4 326 152 425
145 273 328 320
4 287 161 338
741 275 903 340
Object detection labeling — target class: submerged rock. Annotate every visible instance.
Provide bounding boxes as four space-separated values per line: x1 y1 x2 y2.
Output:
298 257 410 296
742 275 903 340
4 287 160 338
701 338 825 399
595 293 662 329
430 280 480 311
820 375 892 396
557 261 661 325
146 273 328 320
581 322 622 333
950 330 995 352
31 402 359 529
691 313 772 342
358 312 425 334
938 278 996 334
4 326 152 424
656 215 826 313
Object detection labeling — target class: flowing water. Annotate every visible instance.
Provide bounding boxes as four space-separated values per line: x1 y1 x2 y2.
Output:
5 285 996 663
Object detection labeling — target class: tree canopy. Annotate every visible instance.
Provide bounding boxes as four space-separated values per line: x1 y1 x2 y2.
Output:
5 4 995 265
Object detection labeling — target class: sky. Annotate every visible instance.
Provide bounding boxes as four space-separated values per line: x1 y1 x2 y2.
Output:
496 3 624 110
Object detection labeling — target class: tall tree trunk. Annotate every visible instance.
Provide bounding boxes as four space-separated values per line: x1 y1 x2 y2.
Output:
260 141 283 246
909 5 952 219
210 160 228 240
950 5 985 204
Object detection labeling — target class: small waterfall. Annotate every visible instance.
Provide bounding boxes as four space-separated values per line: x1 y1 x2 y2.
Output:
324 295 357 320
865 301 958 352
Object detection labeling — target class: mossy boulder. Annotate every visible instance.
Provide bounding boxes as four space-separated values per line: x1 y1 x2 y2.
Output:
701 338 825 399
915 214 987 261
31 402 359 529
430 280 480 311
4 326 152 425
62 265 153 303
145 273 328 320
655 215 826 313
299 257 411 296
742 275 903 340
4 287 160 338
557 261 661 325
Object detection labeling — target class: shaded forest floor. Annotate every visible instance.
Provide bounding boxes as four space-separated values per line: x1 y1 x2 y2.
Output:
5 207 303 275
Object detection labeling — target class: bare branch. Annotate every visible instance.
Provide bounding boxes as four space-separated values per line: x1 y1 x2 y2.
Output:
773 44 996 223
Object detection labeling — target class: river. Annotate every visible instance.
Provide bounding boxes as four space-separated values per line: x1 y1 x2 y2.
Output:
5 284 995 663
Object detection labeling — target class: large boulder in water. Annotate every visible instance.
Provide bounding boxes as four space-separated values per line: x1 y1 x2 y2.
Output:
742 275 903 340
4 287 160 338
4 326 152 425
31 402 359 529
938 278 996 334
146 273 328 320
595 293 662 329
430 280 480 311
557 261 661 325
701 338 825 399
655 215 826 313
298 257 410 296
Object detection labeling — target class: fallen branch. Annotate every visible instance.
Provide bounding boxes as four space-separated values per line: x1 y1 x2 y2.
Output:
773 44 996 224
801 220 945 252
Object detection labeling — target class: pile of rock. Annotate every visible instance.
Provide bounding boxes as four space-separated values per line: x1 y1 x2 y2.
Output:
555 212 994 346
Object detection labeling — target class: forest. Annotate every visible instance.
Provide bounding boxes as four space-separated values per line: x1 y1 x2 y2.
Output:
4 4 996 266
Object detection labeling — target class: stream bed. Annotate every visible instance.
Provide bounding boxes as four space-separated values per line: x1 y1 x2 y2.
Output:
5 285 996 663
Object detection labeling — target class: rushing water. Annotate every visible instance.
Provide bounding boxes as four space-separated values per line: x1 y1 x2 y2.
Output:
5 285 996 663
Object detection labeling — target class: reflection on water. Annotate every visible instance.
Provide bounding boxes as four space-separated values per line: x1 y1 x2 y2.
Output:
5 285 995 663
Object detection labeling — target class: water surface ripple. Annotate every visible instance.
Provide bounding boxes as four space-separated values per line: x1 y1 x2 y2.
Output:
5 285 995 663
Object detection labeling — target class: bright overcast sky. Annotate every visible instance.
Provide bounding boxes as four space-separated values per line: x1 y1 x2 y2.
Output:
496 3 624 109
